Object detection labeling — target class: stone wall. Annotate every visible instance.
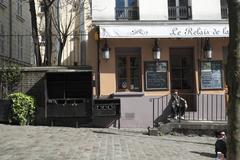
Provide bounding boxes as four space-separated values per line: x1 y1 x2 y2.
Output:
19 67 47 125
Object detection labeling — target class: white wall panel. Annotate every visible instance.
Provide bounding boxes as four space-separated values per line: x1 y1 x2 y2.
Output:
92 0 115 20
139 0 168 20
192 0 221 20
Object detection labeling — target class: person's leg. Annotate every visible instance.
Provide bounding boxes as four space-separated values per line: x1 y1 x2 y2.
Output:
179 105 186 120
180 106 186 116
172 105 178 119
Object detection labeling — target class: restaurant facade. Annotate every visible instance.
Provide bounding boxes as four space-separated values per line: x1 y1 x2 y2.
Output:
87 0 229 128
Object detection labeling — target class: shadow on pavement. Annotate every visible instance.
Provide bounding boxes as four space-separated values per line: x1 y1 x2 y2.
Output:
190 151 215 158
92 130 119 135
161 138 213 146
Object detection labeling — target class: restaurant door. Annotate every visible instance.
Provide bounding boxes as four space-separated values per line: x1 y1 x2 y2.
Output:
170 48 196 111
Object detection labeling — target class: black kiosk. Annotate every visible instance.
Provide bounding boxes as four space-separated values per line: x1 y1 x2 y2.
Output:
45 66 120 127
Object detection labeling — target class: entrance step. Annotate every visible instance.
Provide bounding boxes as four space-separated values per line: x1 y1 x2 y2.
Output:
150 121 227 136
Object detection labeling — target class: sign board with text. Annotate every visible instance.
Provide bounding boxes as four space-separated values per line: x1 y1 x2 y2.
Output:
100 24 229 38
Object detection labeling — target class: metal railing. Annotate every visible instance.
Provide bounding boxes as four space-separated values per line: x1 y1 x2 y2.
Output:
221 6 228 19
150 93 227 125
115 7 139 20
168 6 192 20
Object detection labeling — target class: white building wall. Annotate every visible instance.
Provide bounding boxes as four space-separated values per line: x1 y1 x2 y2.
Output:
92 0 224 21
139 0 168 20
92 0 115 20
192 0 221 20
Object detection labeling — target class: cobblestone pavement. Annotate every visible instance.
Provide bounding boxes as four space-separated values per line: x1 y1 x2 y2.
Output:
0 124 216 160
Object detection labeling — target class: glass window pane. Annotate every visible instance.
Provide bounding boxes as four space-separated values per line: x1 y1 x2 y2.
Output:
116 0 124 7
130 78 140 90
117 57 127 78
168 0 176 6
118 79 127 89
130 56 140 90
182 80 192 89
179 0 188 6
128 0 137 7
172 80 181 89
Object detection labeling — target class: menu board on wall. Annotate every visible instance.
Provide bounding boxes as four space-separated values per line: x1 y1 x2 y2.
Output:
201 61 223 89
144 61 168 90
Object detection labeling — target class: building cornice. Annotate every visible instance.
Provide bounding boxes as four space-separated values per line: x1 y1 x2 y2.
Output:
92 20 229 26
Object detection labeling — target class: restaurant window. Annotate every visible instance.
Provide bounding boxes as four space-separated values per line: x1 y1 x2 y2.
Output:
116 53 141 92
200 61 223 90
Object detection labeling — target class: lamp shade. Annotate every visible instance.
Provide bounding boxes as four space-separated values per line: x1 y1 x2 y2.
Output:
204 49 212 59
102 47 110 60
152 39 161 60
153 47 161 60
102 40 110 60
204 39 213 59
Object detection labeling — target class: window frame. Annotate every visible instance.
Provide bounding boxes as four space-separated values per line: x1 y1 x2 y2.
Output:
116 52 142 92
16 0 23 17
17 35 23 60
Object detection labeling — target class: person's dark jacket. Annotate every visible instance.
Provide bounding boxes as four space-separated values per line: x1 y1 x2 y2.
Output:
215 138 227 158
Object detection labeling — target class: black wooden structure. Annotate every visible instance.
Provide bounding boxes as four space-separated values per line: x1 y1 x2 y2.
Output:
44 67 121 127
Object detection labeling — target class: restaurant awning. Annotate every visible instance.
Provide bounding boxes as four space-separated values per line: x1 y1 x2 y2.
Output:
99 23 229 39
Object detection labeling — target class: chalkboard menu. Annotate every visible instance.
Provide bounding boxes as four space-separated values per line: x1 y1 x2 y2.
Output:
144 61 168 90
200 61 223 89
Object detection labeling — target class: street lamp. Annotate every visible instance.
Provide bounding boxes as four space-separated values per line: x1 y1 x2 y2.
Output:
102 39 110 61
204 39 213 59
152 39 161 60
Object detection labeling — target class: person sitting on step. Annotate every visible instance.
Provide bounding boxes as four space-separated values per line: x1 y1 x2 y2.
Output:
170 90 188 120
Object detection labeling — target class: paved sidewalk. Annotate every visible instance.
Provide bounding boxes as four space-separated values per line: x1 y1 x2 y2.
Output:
0 124 216 160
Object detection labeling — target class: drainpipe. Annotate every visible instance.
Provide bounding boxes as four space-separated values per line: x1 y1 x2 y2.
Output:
9 0 12 58
96 32 100 98
79 0 87 65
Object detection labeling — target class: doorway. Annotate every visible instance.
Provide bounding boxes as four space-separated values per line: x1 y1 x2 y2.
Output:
170 48 196 111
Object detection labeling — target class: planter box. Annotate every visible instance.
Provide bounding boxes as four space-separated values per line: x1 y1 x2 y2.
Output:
0 100 11 122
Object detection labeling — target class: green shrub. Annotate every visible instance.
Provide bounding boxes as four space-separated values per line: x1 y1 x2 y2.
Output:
8 92 36 125
0 65 22 98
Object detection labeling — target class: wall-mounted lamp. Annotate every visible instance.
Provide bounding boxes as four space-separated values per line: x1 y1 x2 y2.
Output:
203 39 213 59
152 39 161 60
102 39 110 61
